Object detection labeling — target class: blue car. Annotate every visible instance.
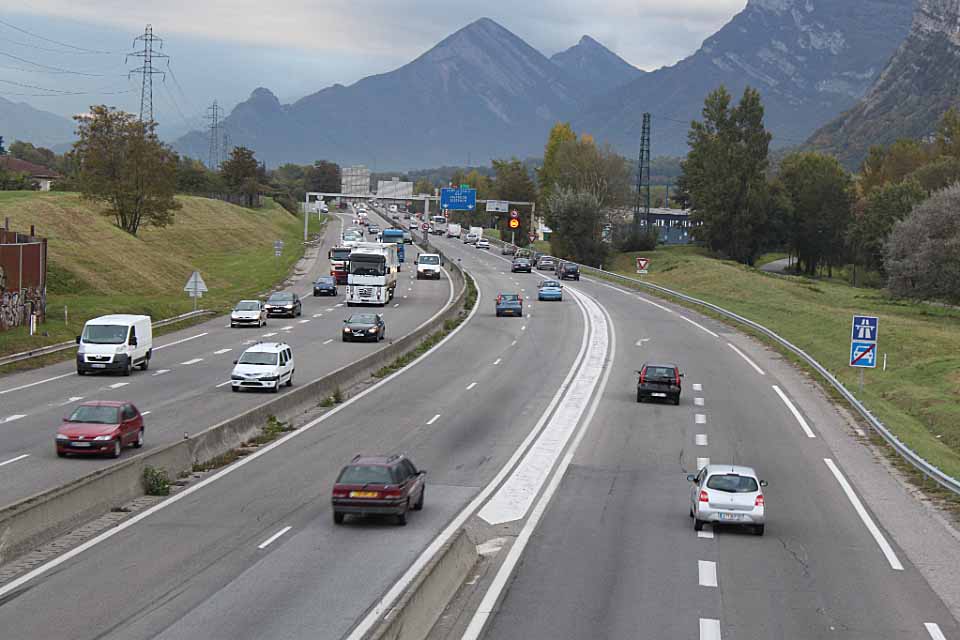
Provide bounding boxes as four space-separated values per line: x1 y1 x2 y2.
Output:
538 280 563 301
313 275 338 297
495 293 523 317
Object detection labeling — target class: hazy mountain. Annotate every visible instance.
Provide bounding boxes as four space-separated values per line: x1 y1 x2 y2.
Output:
175 18 581 169
0 97 75 149
573 0 914 158
809 0 960 168
550 35 644 96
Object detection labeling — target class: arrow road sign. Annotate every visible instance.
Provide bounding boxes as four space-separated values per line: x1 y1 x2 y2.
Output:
850 341 877 368
852 315 879 342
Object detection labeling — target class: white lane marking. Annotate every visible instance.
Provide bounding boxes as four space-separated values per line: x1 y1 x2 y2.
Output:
279 325 294 331
679 315 720 338
698 560 718 587
108 382 129 390
262 332 277 338
151 369 171 377
700 618 722 640
466 382 478 391
298 319 311 324
823 458 904 571
153 332 209 351
695 397 704 406
696 434 708 446
394 303 400 308
695 414 706 424
772 385 816 438
511 340 517 346
0 372 74 396
408 287 413 291
697 457 710 470
67 396 84 403
521 325 526 331
925 623 947 640
313 313 323 318
179 358 203 366
493 358 502 365
727 342 765 375
693 383 703 391
0 454 29 468
141 411 152 416
635 338 650 347
323 339 334 345
215 380 232 388
213 349 232 355
697 525 715 539
335 303 344 307
1 414 26 424
403 296 408 299
257 526 292 550
426 414 441 426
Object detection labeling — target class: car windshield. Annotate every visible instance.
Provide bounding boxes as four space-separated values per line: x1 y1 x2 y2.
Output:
350 256 386 276
331 249 351 260
338 465 396 485
268 293 293 303
238 352 279 366
348 314 378 324
81 324 128 345
316 277 335 285
541 281 561 288
644 366 676 380
707 474 759 493
235 301 260 311
499 294 520 302
343 232 360 241
419 255 439 265
514 259 528 265
67 405 119 424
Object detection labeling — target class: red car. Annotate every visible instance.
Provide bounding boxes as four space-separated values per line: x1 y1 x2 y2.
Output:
56 400 145 458
331 454 426 525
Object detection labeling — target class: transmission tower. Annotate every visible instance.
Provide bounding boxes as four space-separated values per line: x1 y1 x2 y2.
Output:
634 112 652 229
206 100 222 170
126 25 168 124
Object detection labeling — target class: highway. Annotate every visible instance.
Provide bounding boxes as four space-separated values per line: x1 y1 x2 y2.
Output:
0 210 451 508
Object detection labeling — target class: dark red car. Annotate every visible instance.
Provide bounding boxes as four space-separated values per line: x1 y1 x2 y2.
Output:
331 454 426 526
56 400 145 458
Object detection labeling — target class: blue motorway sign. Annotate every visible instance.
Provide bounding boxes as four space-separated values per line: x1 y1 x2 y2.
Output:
440 187 476 211
851 315 879 342
850 340 877 368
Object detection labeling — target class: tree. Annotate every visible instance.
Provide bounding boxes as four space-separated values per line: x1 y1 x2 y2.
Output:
304 160 340 194
778 152 854 276
176 156 221 194
679 86 773 265
885 184 960 301
552 138 630 210
907 155 960 193
9 141 57 169
537 122 577 211
850 179 926 278
72 105 180 236
546 188 608 266
221 146 260 207
491 158 537 241
413 178 433 195
859 140 930 194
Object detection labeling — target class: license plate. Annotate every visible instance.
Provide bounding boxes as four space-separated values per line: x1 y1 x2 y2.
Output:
652 392 666 397
91 364 106 369
71 442 92 447
350 491 378 498
718 513 742 521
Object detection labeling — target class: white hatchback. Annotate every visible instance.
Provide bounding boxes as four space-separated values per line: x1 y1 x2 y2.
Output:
688 464 767 535
230 342 295 393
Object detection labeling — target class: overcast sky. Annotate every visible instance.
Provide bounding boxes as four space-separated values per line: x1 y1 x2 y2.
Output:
0 1 747 137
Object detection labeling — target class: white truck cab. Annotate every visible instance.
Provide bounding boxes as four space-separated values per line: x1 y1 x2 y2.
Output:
76 314 153 376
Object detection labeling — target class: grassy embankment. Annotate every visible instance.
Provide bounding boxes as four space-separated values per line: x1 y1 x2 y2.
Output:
0 192 323 360
607 245 960 482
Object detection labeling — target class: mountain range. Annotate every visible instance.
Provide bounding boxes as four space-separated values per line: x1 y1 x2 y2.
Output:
0 97 75 150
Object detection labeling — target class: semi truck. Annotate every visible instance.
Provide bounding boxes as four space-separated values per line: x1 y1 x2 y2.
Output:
328 246 352 283
347 242 399 306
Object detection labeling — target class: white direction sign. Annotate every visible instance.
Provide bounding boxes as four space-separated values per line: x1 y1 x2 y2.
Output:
183 271 208 298
486 200 509 213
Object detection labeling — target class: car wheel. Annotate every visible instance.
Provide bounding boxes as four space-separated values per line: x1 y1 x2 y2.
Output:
694 518 703 532
637 391 643 403
286 371 294 387
689 506 694 518
496 311 501 317
271 381 280 393
342 335 349 342
754 524 765 536
414 486 424 511
123 359 132 377
333 512 344 525
56 448 66 458
396 504 408 526
133 428 144 448
231 385 239 392
140 357 150 371
77 368 85 376
231 322 237 328
110 439 122 458
674 395 681 406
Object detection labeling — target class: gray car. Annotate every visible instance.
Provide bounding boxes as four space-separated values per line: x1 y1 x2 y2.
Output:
688 464 767 535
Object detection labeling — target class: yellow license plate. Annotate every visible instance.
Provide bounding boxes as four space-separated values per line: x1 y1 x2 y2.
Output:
350 491 379 498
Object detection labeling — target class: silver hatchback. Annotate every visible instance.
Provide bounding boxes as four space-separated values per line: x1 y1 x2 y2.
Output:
688 464 767 536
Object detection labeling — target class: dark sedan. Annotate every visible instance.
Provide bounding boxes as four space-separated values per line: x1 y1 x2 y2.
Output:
264 291 302 317
342 313 385 342
313 275 338 297
511 258 532 273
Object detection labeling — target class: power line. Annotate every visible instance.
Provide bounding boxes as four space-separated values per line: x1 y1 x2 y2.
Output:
0 50 111 76
0 18 115 54
126 24 167 123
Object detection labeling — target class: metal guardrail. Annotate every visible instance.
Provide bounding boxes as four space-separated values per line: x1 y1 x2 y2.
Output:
0 309 214 369
481 233 960 496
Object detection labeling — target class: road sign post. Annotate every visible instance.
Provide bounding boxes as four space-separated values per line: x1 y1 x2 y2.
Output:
274 239 284 259
183 271 208 311
850 315 879 394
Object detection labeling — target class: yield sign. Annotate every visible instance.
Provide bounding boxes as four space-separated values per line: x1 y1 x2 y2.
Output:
183 271 208 294
636 257 650 271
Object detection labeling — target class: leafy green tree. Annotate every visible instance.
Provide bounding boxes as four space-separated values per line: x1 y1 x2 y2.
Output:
304 160 341 194
221 146 260 207
72 105 180 236
491 158 537 241
848 179 925 279
546 188 608 266
9 141 58 169
907 155 960 193
552 137 630 210
859 140 930 195
538 122 577 211
679 86 772 265
413 178 433 195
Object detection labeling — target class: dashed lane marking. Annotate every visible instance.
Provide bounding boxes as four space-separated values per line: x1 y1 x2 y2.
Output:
695 397 704 406
426 414 441 425
493 358 502 365
925 623 947 640
0 372 74 396
151 369 171 377
727 342 765 375
179 358 203 366
323 339 334 345
679 315 720 338
697 525 714 540
696 434 708 446
262 332 277 338
313 313 323 318
0 454 29 468
700 618 721 640
153 332 209 351
214 349 232 355
298 319 311 324
257 526 292 550
695 414 706 424
215 380 232 388
466 382 478 391
698 560 718 587
1 415 26 424
108 383 129 390
697 457 710 470
141 411 151 416
693 383 703 391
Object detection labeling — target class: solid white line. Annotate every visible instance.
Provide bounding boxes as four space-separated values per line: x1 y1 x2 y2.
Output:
679 315 720 338
493 358 502 365
695 414 706 424
0 454 29 468
1 414 26 424
925 623 947 640
697 526 714 540
772 385 816 438
215 380 232 388
698 560 718 587
262 332 277 338
257 526 292 550
151 369 171 377
695 397 705 406
153 332 209 351
323 339 333 345
696 434 708 446
179 358 203 366
466 382 478 391
426 414 441 425
823 458 904 571
693 383 703 391
0 372 74 396
108 382 129 390
697 457 710 470
727 342 765 375
213 349 232 355
700 618 722 640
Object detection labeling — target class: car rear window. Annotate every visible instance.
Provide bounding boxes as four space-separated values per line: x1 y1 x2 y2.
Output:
644 366 676 379
706 474 759 493
499 294 520 302
338 465 396 485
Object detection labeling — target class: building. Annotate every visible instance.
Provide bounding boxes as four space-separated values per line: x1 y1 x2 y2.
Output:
0 223 47 331
376 178 413 199
341 165 371 196
0 157 61 191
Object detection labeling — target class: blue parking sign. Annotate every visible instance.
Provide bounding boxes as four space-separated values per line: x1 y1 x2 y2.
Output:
851 315 879 342
850 341 877 368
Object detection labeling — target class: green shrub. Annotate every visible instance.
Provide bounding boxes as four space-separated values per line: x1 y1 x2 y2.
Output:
143 466 171 496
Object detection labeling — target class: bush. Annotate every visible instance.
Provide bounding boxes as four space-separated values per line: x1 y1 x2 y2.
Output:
143 466 171 496
617 227 659 252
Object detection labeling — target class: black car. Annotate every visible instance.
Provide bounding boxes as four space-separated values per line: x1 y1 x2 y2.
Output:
313 275 338 297
342 313 386 342
368 224 381 235
637 362 683 405
331 454 426 525
559 262 580 281
511 258 533 273
264 291 302 317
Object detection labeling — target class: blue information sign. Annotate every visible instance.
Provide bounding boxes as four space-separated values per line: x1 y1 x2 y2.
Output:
440 187 477 211
850 341 877 368
851 315 879 342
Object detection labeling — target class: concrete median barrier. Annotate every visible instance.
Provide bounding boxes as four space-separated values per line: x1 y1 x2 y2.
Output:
0 261 468 564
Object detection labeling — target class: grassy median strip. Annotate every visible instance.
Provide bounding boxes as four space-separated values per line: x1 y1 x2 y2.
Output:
602 245 960 481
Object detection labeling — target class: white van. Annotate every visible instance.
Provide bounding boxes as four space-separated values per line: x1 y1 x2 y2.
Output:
447 223 462 239
76 314 153 376
231 342 295 393
416 253 442 280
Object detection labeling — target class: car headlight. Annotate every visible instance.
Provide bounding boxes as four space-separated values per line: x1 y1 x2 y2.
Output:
115 346 126 354
343 327 351 333
231 375 243 380
56 433 69 440
368 328 377 333
260 375 279 381
284 304 293 309
93 434 115 441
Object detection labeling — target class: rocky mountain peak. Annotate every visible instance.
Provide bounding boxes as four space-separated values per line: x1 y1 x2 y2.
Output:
550 34 642 96
915 0 960 44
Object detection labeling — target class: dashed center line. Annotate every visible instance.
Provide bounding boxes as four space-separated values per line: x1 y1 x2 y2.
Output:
697 457 710 470
141 411 152 416
695 414 706 424
279 326 294 331
0 454 29 468
521 325 526 331
257 526 292 550
298 319 311 324
493 358 502 365
1 415 26 424
151 369 171 377
426 414 441 425
695 434 708 446
179 358 203 366
697 525 715 540
0 372 74 396
466 382 478 391
700 618 722 640
693 383 703 392
511 340 517 346
323 339 334 345
772 385 816 438
394 303 400 308
153 332 209 351
262 332 277 338
108 382 129 390
213 349 232 355
698 560 718 587
313 313 324 318
695 397 705 406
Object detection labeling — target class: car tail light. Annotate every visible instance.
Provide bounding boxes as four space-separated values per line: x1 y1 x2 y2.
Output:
332 489 348 498
675 369 681 386
497 295 503 304
382 488 403 498
699 490 709 503
639 367 647 384
755 494 764 507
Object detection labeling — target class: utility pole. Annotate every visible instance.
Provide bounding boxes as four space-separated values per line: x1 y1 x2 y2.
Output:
206 101 222 170
127 25 167 124
634 112 652 229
